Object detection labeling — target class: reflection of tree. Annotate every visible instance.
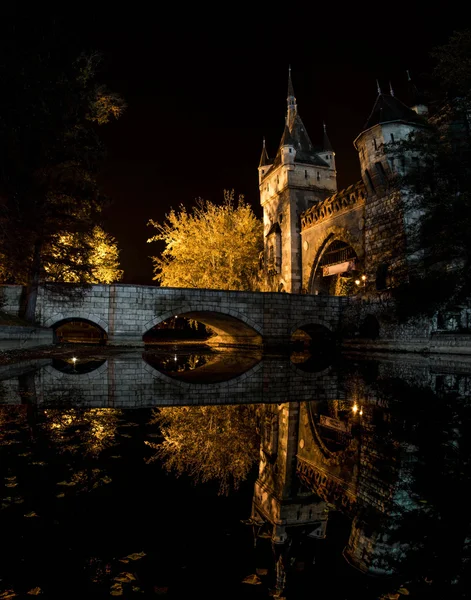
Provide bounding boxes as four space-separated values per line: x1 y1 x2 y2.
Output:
42 408 122 457
146 405 261 495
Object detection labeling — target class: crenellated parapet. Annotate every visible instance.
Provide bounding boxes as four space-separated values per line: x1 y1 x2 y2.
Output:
301 181 366 232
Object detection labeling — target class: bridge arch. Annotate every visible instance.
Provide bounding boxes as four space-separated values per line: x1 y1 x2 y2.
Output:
143 305 263 346
44 312 109 334
308 228 364 296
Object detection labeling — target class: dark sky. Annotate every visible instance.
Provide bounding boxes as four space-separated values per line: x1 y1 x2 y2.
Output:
8 9 467 285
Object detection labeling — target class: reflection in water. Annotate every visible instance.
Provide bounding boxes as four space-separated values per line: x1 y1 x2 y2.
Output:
0 352 471 598
143 349 262 383
146 405 261 494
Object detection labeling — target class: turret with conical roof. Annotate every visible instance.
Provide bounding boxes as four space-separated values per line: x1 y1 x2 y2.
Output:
354 82 428 196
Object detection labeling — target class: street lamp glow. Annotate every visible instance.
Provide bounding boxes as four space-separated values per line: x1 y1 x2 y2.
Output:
355 279 360 286
352 403 358 414
72 357 77 364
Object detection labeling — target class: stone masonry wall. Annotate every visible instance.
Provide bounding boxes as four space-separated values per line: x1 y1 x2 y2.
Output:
1 284 344 348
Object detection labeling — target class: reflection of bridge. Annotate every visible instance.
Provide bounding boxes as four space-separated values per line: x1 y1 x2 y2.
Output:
0 354 343 407
1 283 344 347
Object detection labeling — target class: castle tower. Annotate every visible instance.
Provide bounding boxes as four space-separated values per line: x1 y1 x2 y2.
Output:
259 68 337 293
353 83 428 289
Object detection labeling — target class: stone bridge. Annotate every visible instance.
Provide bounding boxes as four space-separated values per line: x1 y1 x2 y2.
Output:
1 284 345 347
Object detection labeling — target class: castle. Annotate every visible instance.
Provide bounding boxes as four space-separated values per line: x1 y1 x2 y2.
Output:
259 68 429 295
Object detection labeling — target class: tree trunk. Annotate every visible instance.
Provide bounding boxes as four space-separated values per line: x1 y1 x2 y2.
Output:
24 240 42 323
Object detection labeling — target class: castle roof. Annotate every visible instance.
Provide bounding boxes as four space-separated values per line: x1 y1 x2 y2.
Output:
270 114 329 168
259 138 270 167
363 92 426 130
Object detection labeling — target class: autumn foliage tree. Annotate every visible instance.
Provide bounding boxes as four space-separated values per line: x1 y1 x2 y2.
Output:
44 226 123 284
147 190 263 291
0 22 125 320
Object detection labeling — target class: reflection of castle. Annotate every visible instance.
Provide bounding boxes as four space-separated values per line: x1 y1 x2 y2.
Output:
259 69 429 295
251 391 419 580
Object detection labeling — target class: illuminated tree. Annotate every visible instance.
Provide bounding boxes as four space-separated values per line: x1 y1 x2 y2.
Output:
145 404 261 495
147 190 264 291
44 226 123 284
0 22 126 320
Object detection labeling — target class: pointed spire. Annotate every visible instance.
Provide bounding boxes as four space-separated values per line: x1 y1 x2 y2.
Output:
258 137 270 168
323 122 333 151
389 81 394 97
376 79 382 95
287 65 297 129
287 64 295 98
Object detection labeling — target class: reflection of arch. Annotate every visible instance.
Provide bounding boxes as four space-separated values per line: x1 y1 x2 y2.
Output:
45 313 109 334
307 401 358 464
44 360 109 380
142 352 262 384
142 358 264 393
142 307 262 345
308 229 364 296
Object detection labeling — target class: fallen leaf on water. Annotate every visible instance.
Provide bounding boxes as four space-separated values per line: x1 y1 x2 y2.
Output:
0 589 17 599
398 589 410 596
110 582 123 596
24 511 38 518
31 462 46 467
101 476 112 484
56 493 65 499
14 498 24 504
19 452 32 457
132 586 143 593
121 434 132 438
114 573 136 583
4 476 16 481
57 481 76 486
242 574 262 585
126 552 146 561
110 456 121 459
27 588 42 595
118 559 129 564
5 483 18 488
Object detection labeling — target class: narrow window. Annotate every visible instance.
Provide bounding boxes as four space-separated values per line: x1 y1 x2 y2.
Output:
375 161 387 184
389 158 396 172
289 148 292 153
373 138 377 150
390 133 395 142
316 172 320 181
305 170 308 179
365 169 375 192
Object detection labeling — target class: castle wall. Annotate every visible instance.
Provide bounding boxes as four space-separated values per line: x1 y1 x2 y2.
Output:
300 184 366 292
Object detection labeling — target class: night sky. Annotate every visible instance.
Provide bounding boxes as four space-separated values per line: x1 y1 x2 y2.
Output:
7 9 466 284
